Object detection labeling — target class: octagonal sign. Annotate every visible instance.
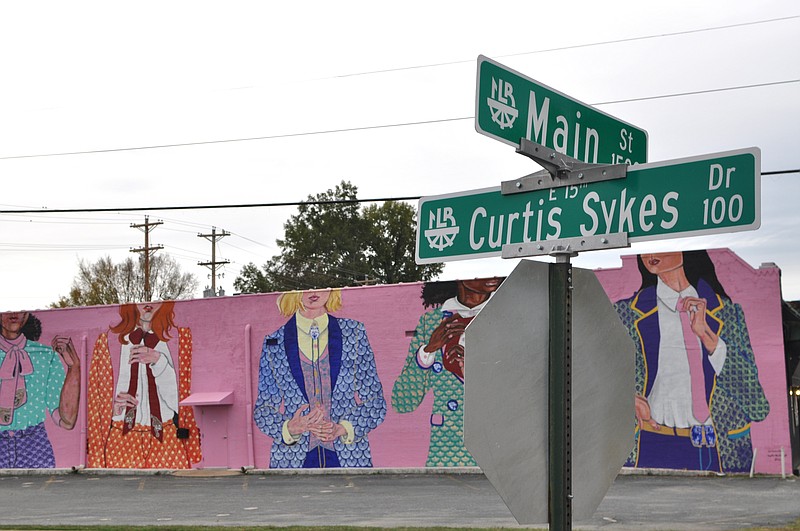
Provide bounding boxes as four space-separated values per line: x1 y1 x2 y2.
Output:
464 259 635 525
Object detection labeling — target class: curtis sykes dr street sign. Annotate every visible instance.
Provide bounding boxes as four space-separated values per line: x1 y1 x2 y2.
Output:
476 55 648 165
416 147 760 263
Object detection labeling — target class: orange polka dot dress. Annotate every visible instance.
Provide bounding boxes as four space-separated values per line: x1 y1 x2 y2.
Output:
87 328 201 468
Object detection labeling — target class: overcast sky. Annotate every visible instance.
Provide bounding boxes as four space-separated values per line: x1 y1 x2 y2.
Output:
1 1 798 311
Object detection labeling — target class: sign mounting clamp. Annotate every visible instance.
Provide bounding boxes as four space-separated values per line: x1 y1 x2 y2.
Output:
502 139 628 195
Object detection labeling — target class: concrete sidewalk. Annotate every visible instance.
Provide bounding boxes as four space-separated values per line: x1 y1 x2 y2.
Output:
0 470 797 529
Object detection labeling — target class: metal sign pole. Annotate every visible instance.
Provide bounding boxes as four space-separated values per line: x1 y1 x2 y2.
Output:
503 140 612 530
549 253 574 531
499 138 628 530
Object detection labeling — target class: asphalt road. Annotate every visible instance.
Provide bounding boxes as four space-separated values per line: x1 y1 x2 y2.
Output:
0 470 798 530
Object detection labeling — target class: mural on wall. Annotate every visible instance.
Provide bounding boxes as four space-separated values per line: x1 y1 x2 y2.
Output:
392 277 502 467
0 312 80 468
254 288 387 468
0 250 789 472
87 302 201 468
613 250 770 473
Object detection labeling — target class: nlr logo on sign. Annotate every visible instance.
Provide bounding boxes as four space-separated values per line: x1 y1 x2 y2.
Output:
487 77 517 130
424 207 460 251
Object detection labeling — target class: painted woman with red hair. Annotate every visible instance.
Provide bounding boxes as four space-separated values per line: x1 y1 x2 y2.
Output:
87 301 200 468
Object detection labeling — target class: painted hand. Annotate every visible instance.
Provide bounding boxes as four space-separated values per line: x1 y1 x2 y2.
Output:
425 315 467 353
287 403 325 437
442 343 465 379
680 296 720 353
51 336 80 368
635 394 659 431
313 419 347 443
130 345 162 365
113 392 139 416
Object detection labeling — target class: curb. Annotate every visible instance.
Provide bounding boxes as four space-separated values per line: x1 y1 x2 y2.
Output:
0 466 793 478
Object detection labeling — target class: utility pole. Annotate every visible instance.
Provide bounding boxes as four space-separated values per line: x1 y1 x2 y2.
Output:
198 227 230 296
130 216 164 302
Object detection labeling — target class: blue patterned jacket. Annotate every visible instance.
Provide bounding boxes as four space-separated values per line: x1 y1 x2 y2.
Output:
254 315 386 468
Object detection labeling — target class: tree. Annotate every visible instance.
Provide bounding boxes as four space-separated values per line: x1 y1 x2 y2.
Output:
51 253 199 307
362 200 442 285
234 181 442 293
232 263 272 295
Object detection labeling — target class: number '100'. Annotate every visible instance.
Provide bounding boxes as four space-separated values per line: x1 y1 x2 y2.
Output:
703 195 744 225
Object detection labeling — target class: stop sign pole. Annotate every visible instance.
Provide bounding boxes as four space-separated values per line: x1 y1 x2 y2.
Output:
508 139 631 531
549 257 572 530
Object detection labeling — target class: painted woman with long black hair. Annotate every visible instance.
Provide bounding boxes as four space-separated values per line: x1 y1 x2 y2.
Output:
614 250 769 473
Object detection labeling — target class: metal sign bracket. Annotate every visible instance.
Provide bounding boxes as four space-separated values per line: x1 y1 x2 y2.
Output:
502 233 630 260
501 139 628 195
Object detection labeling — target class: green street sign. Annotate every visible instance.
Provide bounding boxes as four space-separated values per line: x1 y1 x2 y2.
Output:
416 148 760 264
475 55 649 165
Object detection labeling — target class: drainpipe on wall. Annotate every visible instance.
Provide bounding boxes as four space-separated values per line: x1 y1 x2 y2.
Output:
244 324 255 469
79 335 88 468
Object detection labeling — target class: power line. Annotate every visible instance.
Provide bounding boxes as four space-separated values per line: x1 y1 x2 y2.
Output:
764 169 799 176
0 243 128 251
0 207 278 261
0 213 256 256
0 118 469 160
167 245 208 260
334 15 800 78
0 217 124 225
0 11 797 164
221 239 275 258
595 79 799 105
0 170 797 217
0 196 421 214
505 16 800 56
0 78 796 162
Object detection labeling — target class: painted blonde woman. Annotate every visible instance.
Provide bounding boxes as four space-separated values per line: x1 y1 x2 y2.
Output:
254 289 386 468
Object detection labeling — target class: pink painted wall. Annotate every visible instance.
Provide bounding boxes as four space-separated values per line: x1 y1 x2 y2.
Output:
2 247 792 473
595 248 792 474
10 282 435 470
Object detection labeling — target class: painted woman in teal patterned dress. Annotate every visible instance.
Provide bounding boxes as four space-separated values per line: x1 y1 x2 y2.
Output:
0 312 80 468
392 278 502 467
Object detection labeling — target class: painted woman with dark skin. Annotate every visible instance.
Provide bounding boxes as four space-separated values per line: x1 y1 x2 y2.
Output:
0 312 79 468
392 277 502 466
423 279 502 379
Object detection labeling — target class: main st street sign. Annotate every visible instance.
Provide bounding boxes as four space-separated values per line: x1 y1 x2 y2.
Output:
416 147 760 263
475 55 648 165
